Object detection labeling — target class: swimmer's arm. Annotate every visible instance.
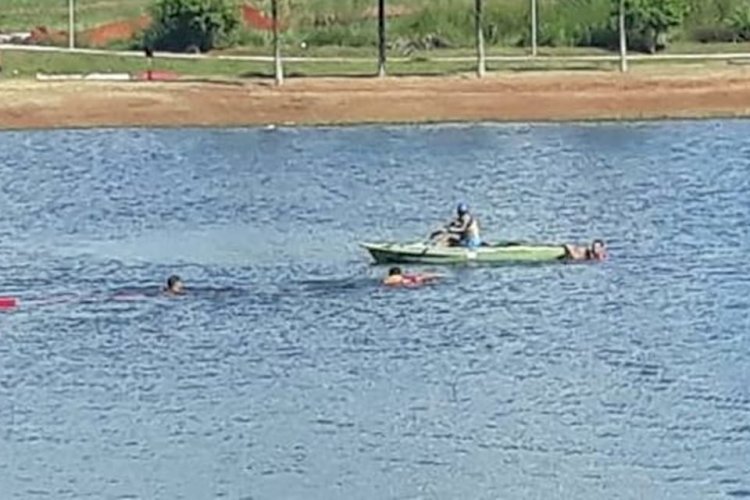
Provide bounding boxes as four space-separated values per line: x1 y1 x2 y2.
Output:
562 244 584 260
420 272 445 282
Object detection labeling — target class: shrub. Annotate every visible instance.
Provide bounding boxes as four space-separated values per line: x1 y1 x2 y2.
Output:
620 0 689 53
143 0 241 53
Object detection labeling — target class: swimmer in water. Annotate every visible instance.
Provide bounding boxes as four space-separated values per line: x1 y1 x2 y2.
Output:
164 275 185 295
382 267 441 287
561 239 607 261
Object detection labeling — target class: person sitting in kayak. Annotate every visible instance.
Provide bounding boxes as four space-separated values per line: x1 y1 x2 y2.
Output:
163 275 185 295
561 240 607 261
431 203 482 248
383 267 440 287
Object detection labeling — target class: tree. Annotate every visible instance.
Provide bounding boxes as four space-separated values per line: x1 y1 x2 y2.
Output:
145 0 240 53
377 0 386 77
618 0 687 53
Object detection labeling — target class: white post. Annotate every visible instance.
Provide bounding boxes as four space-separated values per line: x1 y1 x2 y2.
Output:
619 0 628 72
531 0 538 57
272 0 284 85
68 0 75 49
475 0 486 78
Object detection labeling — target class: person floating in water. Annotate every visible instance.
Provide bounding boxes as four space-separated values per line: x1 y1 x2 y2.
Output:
431 203 482 248
383 267 441 287
561 239 607 261
112 275 186 300
163 275 185 295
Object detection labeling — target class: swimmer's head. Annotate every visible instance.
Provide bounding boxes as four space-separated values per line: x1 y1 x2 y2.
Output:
388 266 402 277
591 240 607 260
166 275 184 294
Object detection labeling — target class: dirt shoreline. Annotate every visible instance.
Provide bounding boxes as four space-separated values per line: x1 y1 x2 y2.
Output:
2 68 750 130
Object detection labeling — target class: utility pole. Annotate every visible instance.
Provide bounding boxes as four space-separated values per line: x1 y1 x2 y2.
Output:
377 0 386 77
530 0 538 57
68 0 75 49
475 0 486 78
619 0 628 72
271 0 284 85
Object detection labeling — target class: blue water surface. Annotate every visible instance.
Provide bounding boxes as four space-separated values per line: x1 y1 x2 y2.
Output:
1 121 749 499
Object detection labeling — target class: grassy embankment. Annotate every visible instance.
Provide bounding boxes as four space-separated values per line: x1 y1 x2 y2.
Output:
2 0 750 78
4 0 750 44
1 0 149 31
4 44 750 80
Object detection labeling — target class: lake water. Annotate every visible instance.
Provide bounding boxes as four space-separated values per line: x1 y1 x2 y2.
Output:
1 121 749 499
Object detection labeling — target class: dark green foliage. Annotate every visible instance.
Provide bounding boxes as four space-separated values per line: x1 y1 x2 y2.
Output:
122 0 750 52
618 0 688 53
144 0 241 52
729 4 750 40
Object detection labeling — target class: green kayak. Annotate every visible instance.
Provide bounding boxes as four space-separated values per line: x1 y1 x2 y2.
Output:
361 241 566 265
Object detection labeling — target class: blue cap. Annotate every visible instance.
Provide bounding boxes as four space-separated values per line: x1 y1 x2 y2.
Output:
457 202 469 215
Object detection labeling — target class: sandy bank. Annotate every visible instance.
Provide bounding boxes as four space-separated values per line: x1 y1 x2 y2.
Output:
2 68 750 130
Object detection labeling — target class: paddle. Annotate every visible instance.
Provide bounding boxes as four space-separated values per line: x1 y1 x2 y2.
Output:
423 228 449 254
428 228 444 240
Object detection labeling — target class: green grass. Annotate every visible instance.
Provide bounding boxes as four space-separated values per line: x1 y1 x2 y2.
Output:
3 45 749 82
0 48 583 79
0 0 150 31
217 40 750 59
665 41 750 54
0 49 268 77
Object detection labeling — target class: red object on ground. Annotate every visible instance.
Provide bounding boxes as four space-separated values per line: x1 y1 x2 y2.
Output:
0 297 18 310
135 70 180 81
